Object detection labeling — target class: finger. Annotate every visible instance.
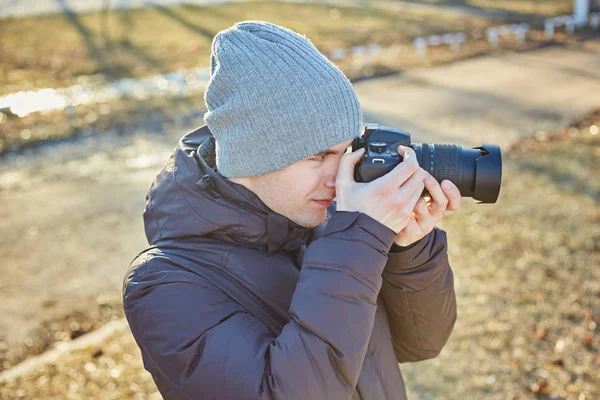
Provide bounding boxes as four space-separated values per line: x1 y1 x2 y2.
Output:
402 215 423 237
407 181 426 211
336 147 365 186
414 197 430 217
396 167 426 202
397 215 424 241
412 197 436 232
396 173 426 214
375 145 420 188
422 173 449 218
441 180 462 211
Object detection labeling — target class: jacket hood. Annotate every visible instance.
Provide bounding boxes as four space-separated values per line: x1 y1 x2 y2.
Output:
143 125 312 254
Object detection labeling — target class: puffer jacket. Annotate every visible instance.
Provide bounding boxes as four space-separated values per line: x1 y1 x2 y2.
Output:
122 124 456 400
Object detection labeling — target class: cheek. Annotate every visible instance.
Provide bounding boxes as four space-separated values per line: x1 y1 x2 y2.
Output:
272 175 308 205
295 169 324 198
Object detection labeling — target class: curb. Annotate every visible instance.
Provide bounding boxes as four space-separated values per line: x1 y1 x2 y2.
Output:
0 318 129 383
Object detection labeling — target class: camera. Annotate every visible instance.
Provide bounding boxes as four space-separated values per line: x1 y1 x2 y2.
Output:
352 123 502 204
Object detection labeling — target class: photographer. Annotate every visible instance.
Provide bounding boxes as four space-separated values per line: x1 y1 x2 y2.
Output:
123 20 460 400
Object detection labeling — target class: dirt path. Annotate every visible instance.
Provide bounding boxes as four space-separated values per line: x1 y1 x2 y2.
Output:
0 37 599 375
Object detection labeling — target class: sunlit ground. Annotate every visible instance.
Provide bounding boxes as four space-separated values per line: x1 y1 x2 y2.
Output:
1 113 598 399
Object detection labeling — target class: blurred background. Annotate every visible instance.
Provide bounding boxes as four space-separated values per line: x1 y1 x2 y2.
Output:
0 0 599 399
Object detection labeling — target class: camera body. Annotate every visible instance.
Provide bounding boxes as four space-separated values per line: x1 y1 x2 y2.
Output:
352 123 502 204
352 123 412 183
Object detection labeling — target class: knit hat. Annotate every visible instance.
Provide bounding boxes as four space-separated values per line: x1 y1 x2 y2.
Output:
203 20 363 178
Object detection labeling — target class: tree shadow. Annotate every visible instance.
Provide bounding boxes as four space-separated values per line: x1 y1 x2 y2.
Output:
177 3 235 21
114 6 165 71
512 157 600 203
398 76 566 130
498 53 600 82
148 3 214 40
53 0 113 77
388 0 558 22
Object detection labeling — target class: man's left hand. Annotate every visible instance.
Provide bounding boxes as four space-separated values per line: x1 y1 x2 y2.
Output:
393 172 461 247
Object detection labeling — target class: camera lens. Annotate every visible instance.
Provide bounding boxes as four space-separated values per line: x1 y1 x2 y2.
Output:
411 143 502 203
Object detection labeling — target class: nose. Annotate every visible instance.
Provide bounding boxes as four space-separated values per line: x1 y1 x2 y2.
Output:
325 174 336 188
324 160 339 188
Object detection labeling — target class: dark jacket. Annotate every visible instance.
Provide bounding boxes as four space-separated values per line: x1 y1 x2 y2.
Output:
122 125 456 400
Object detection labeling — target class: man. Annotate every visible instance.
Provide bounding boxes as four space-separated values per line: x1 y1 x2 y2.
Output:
123 20 460 399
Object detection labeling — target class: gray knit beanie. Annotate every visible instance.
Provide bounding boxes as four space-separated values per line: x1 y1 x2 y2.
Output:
203 20 363 178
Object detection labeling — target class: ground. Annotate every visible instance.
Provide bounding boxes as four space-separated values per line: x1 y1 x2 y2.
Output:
0 9 598 400
1 109 598 399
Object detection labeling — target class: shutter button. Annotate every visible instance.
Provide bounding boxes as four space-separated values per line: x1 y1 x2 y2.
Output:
369 142 387 153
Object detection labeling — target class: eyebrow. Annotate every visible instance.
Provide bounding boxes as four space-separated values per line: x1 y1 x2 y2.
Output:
311 147 348 158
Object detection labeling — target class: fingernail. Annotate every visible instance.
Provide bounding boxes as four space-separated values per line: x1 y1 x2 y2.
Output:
442 181 453 190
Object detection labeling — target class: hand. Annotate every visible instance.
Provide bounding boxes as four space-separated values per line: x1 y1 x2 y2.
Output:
335 145 430 235
393 171 462 247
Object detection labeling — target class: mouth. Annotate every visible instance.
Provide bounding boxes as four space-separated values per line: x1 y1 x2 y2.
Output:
312 198 335 207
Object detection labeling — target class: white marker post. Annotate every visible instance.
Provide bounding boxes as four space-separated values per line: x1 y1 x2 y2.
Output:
351 45 366 56
574 0 591 26
515 23 530 44
364 44 381 69
368 43 382 54
428 35 442 47
329 48 348 61
591 13 600 29
486 28 499 47
544 19 555 38
442 33 455 46
499 25 512 37
565 16 576 34
453 33 466 52
413 37 428 59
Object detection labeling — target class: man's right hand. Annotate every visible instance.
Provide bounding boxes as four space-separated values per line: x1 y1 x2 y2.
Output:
335 145 427 234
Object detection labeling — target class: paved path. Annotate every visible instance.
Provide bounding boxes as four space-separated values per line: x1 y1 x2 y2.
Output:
0 38 598 382
357 38 600 150
0 0 504 19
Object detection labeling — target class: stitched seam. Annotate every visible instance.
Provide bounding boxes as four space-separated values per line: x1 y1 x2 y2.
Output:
147 191 163 242
123 257 151 296
169 155 218 226
320 237 386 255
303 264 379 297
364 351 391 400
404 294 423 355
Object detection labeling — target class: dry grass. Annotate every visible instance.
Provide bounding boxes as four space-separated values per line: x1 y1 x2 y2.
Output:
0 1 488 96
2 0 592 153
402 111 600 399
0 94 208 153
415 0 574 15
2 27 590 155
1 110 598 399
0 293 125 377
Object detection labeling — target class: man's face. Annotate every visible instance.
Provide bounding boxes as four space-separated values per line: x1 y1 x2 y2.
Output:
234 138 354 228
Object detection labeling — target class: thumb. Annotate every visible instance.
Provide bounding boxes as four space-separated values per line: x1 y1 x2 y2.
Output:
336 147 365 185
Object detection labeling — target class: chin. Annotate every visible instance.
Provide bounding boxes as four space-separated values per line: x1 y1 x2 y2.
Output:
294 211 327 229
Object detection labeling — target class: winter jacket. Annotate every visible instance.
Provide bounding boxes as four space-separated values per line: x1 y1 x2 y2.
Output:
122 124 457 400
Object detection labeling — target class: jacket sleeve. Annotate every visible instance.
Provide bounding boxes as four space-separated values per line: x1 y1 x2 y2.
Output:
123 211 396 400
379 227 457 363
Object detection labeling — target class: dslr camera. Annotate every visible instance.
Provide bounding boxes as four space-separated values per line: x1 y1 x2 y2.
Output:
352 123 502 203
